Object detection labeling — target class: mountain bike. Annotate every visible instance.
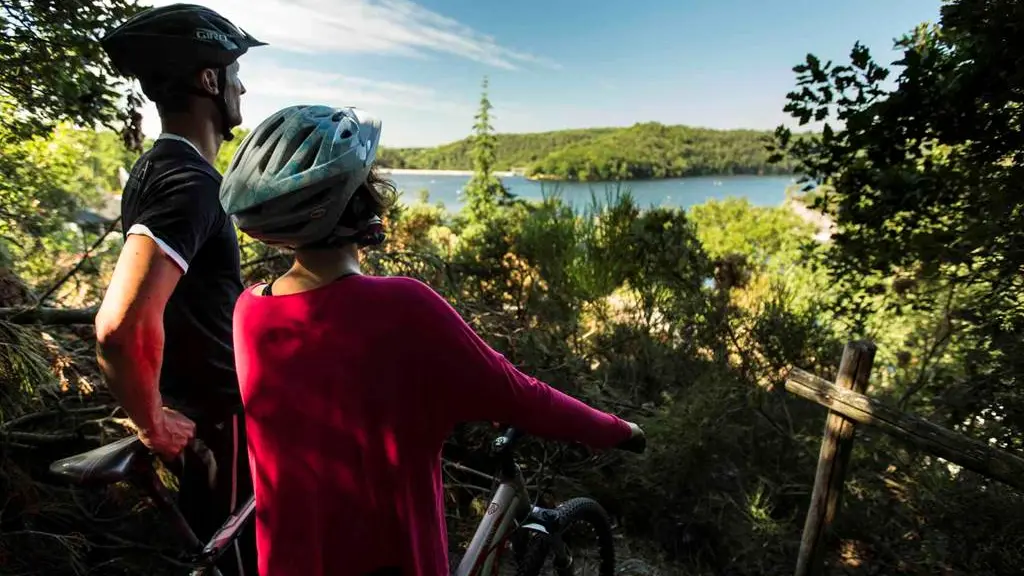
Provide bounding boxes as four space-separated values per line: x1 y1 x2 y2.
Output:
49 425 646 575
452 426 645 576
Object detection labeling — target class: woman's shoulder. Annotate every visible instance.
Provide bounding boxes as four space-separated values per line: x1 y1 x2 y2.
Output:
360 275 445 303
233 275 447 312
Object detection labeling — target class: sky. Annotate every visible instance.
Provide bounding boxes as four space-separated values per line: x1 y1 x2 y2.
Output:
139 0 944 148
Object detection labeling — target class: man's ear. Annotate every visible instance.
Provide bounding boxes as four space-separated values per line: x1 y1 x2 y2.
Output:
197 68 220 96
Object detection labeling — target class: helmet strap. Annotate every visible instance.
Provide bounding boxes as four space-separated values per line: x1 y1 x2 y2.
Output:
308 216 386 249
185 67 235 142
214 67 235 142
355 217 387 247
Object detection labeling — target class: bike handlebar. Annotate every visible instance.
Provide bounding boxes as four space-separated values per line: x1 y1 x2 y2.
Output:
492 425 647 456
617 431 647 454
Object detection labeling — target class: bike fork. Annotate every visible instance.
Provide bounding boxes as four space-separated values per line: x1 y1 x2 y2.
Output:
550 535 574 571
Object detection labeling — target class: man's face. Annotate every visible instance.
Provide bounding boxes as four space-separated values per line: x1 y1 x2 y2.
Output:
222 61 246 128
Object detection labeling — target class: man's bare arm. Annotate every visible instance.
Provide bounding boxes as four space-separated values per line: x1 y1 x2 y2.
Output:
95 234 183 436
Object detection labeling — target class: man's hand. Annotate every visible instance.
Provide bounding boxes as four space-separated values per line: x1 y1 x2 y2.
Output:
138 407 196 460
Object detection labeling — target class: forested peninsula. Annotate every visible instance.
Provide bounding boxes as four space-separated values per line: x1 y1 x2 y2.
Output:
376 122 803 181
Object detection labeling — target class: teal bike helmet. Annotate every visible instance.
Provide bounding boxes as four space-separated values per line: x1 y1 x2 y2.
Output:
220 104 383 249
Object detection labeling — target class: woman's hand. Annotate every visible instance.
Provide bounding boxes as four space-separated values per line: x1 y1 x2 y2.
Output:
618 421 647 453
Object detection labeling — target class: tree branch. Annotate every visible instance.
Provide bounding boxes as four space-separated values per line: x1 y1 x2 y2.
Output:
38 217 120 305
0 306 97 324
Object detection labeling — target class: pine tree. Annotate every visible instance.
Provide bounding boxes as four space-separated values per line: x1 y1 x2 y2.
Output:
464 76 508 219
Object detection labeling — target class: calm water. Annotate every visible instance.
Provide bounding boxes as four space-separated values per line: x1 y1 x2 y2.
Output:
387 173 797 212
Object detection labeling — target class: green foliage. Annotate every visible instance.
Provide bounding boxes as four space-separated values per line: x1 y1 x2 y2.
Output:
771 0 1024 448
689 198 816 270
0 0 145 141
215 128 252 173
380 123 805 181
0 103 133 297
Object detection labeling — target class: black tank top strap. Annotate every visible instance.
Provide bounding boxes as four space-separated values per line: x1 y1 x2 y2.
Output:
260 272 359 297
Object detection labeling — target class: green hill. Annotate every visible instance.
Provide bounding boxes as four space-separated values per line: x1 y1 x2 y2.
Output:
377 122 800 181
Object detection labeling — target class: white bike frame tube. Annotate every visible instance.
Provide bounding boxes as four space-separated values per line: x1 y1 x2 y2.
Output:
454 474 532 576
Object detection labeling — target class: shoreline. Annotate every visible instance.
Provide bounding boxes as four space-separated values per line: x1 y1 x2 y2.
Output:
379 168 519 178
378 168 798 183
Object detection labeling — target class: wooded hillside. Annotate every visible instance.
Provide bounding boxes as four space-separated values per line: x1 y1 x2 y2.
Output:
376 123 803 181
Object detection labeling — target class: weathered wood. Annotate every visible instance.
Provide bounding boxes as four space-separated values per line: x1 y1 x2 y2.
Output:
785 365 1024 493
0 306 97 325
795 341 876 576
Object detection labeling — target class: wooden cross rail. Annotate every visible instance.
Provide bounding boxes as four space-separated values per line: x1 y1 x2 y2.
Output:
785 365 1024 493
788 340 1024 576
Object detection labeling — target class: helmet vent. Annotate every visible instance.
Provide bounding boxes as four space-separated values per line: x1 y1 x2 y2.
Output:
230 132 255 172
254 115 286 148
295 133 322 173
276 124 316 173
257 132 282 175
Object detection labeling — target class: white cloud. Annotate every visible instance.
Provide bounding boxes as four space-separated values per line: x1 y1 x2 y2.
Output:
146 0 559 71
139 60 476 141
137 0 549 143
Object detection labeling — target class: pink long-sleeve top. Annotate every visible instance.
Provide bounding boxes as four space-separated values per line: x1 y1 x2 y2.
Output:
232 275 631 576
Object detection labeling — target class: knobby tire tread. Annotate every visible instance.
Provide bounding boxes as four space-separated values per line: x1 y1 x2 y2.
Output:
516 497 615 576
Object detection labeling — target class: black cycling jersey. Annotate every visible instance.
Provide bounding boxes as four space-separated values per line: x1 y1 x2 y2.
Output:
120 136 243 419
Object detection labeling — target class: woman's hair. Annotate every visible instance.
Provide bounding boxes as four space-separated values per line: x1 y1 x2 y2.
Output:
298 165 397 251
338 165 397 230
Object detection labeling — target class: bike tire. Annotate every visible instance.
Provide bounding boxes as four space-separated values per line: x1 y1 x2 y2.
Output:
517 497 615 576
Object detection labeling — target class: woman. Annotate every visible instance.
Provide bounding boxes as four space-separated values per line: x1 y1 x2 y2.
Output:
219 104 645 576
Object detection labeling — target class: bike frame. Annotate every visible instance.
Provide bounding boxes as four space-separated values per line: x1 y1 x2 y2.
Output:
453 427 569 576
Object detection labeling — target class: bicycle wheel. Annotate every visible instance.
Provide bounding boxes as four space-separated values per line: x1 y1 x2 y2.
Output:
518 497 615 576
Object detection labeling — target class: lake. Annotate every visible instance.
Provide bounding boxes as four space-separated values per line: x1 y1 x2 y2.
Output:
386 172 799 213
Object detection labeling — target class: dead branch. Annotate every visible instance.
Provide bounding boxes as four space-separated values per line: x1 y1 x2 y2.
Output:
442 458 497 484
0 306 97 324
0 431 102 444
38 218 121 305
1 405 114 431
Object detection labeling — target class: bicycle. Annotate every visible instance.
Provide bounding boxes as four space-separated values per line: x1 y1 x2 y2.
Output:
49 425 646 575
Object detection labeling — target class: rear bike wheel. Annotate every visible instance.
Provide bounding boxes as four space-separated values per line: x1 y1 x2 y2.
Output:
518 497 615 576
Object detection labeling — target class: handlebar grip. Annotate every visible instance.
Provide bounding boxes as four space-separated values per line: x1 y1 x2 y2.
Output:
617 432 647 454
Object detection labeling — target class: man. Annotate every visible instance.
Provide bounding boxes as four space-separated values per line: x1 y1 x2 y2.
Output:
93 4 265 575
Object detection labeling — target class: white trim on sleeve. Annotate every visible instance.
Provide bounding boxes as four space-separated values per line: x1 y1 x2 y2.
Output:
126 223 189 273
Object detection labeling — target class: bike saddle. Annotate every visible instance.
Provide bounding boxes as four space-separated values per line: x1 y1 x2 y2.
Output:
49 435 147 486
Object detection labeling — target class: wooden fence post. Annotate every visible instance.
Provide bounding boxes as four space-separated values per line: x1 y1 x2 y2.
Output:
794 340 877 576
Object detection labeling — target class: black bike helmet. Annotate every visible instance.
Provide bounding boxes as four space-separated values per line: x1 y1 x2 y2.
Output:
101 3 267 141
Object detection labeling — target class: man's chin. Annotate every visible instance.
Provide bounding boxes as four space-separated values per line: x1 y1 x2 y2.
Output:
225 111 244 133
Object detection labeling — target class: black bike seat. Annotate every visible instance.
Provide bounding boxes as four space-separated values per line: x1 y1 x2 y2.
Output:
49 435 147 486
